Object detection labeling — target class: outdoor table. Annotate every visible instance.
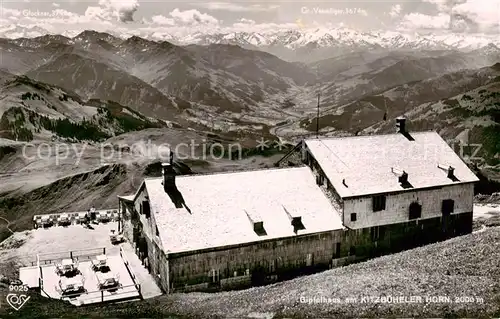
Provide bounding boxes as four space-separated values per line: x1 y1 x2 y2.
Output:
109 230 123 244
96 272 119 289
59 258 75 274
58 213 70 225
96 255 107 264
97 211 110 222
92 255 107 271
41 215 51 226
62 259 73 266
59 275 84 294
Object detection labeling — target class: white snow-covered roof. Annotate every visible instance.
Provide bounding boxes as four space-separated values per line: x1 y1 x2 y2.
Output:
304 131 479 198
144 167 344 253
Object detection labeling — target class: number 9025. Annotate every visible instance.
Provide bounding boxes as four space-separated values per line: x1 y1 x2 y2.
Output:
9 284 28 292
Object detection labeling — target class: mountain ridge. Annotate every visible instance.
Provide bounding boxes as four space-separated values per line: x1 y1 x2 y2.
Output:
0 29 498 168
2 26 500 62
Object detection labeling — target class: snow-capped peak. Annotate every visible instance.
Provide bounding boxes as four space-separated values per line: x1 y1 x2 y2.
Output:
1 25 499 53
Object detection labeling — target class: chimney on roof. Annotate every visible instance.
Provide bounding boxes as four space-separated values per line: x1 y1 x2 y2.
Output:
162 162 175 192
245 210 266 236
447 166 455 178
282 205 305 234
392 167 408 183
253 221 264 234
396 116 406 134
438 163 456 179
398 171 408 184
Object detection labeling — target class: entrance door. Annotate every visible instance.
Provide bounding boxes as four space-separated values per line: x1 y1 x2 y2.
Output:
306 253 313 266
441 199 454 238
333 242 341 259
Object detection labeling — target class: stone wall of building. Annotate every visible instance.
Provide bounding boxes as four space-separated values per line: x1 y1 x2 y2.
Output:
343 211 472 259
343 183 474 229
155 210 471 293
119 190 171 293
166 229 349 293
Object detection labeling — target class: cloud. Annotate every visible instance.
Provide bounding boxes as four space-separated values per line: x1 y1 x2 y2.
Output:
389 4 402 18
198 2 279 12
401 0 499 33
358 9 369 17
399 12 450 29
151 15 175 26
0 6 22 18
52 2 60 7
86 0 139 23
0 5 219 38
239 18 255 24
231 18 255 28
84 6 111 21
422 0 456 11
452 0 500 32
0 0 496 40
169 8 219 25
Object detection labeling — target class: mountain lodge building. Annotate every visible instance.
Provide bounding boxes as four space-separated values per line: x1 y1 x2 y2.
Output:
118 117 478 293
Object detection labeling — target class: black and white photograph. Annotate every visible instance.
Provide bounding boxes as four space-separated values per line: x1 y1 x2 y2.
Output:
0 0 499 317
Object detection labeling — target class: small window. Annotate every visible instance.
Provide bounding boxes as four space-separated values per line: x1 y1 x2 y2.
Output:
409 202 422 220
143 201 150 218
316 174 323 186
155 226 159 237
350 213 357 222
372 195 386 212
442 199 454 216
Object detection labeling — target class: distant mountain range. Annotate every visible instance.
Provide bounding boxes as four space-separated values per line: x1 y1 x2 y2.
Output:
2 24 500 62
0 29 498 167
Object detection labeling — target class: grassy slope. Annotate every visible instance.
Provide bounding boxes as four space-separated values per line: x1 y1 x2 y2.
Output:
2 227 499 318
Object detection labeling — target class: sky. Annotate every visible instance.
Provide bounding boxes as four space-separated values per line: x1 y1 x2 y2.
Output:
0 0 498 36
